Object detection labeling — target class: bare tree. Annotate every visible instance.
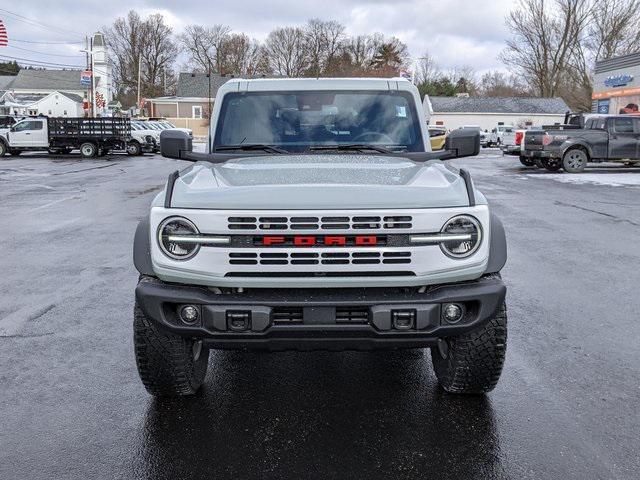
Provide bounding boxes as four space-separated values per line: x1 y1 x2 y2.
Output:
179 24 231 73
104 10 178 105
500 0 592 97
220 33 264 76
478 70 530 97
414 52 440 85
304 19 345 77
264 27 308 76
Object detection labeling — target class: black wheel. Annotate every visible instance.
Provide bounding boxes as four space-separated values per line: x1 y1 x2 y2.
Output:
562 148 588 173
534 158 544 168
9 150 21 156
0 141 7 156
134 302 209 397
431 302 507 394
545 158 561 171
80 142 97 158
127 141 142 156
519 155 535 167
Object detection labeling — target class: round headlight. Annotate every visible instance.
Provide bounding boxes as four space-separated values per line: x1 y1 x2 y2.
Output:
158 216 200 260
440 215 482 258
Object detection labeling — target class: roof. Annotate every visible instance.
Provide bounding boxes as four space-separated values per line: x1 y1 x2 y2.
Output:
59 91 84 103
594 51 640 74
430 96 570 114
176 73 231 97
0 76 14 89
7 69 86 91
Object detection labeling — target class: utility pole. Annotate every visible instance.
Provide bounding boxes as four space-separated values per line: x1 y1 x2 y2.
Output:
208 58 212 154
137 53 142 116
84 36 90 117
90 36 96 116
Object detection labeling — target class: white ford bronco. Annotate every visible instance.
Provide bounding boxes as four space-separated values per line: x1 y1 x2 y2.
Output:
133 78 507 396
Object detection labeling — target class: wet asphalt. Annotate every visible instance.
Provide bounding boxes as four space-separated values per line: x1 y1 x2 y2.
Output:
1 150 639 480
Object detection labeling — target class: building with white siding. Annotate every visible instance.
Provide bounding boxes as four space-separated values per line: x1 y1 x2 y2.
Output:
428 96 570 131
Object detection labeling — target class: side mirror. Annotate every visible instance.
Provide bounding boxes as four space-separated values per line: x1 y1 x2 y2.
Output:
160 129 193 160
444 128 480 158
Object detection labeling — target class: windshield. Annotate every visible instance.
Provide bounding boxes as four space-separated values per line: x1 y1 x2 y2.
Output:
213 90 424 152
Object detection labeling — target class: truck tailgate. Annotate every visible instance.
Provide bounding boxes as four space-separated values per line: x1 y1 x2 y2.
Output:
524 130 545 150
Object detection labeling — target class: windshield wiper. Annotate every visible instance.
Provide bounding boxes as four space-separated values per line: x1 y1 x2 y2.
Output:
309 144 394 154
214 144 289 154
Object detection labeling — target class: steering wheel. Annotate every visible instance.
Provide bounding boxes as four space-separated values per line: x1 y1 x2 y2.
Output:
352 131 394 143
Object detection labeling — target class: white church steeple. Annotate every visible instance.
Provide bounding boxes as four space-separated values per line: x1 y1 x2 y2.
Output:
91 32 113 114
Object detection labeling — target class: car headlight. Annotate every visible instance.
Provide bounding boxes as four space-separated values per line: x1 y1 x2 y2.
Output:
439 215 482 258
158 216 200 260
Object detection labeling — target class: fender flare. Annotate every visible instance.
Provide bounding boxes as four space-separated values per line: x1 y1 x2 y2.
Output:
562 140 592 159
485 212 507 274
133 218 155 276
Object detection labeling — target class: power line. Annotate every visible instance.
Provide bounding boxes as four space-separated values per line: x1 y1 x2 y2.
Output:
0 7 85 39
9 38 83 45
7 44 85 58
0 53 84 68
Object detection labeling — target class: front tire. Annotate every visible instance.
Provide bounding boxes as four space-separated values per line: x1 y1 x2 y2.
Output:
127 141 142 156
0 141 7 157
134 302 209 397
431 303 507 394
562 148 588 173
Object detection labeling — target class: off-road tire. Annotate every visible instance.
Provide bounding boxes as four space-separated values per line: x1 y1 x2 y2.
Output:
519 155 535 167
80 142 97 158
562 148 588 173
134 303 209 396
545 158 561 172
431 302 507 394
127 141 142 156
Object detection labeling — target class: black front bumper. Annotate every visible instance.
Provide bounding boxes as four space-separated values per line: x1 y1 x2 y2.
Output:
135 275 506 351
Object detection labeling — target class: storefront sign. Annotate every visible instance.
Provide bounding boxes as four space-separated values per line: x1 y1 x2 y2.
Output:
597 99 610 114
604 74 634 88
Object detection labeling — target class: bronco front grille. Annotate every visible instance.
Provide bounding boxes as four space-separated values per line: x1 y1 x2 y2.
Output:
228 251 411 266
228 215 412 231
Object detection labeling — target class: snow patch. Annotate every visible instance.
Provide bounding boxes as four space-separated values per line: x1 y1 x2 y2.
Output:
528 173 640 188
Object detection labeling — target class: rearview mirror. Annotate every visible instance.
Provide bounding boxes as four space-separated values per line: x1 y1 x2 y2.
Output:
160 129 193 160
444 129 480 158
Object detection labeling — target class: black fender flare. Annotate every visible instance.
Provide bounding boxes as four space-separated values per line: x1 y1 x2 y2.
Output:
485 212 507 274
562 141 592 159
133 218 155 276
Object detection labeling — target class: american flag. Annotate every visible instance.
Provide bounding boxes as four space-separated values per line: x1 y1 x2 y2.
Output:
0 20 8 47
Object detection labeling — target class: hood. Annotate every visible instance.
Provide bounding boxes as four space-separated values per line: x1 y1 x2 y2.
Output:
166 155 482 210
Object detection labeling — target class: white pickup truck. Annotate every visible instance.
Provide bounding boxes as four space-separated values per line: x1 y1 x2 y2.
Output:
0 116 155 157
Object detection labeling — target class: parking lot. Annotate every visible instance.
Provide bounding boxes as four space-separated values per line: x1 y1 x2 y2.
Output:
1 149 639 480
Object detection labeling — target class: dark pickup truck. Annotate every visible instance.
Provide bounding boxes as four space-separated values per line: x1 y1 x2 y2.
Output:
522 114 640 172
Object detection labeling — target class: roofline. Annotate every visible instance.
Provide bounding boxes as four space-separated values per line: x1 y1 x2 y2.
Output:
431 111 567 116
149 96 212 102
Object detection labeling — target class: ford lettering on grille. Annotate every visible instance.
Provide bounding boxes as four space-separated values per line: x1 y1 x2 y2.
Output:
257 235 383 247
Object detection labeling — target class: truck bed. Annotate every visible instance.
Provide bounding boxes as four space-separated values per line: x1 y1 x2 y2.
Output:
48 117 130 140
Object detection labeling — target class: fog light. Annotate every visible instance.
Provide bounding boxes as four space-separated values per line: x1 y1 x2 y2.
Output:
442 303 463 324
179 305 199 325
227 311 251 331
392 310 415 330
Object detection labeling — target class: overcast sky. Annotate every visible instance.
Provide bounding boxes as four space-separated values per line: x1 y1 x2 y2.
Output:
0 1 518 76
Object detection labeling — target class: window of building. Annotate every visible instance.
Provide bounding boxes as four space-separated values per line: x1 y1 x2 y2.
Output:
192 105 203 119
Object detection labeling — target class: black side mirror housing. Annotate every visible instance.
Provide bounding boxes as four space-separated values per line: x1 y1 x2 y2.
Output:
160 130 193 159
444 129 480 158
